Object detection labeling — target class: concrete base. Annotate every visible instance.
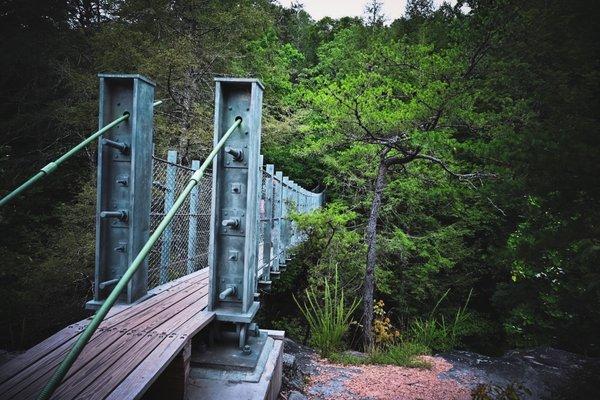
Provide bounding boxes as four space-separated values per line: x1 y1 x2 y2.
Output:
186 330 284 400
213 301 260 323
191 330 270 373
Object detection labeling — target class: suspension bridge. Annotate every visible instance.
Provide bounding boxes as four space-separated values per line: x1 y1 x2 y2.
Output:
0 74 323 400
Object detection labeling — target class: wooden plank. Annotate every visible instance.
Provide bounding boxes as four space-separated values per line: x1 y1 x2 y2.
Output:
146 268 207 297
0 269 207 386
142 338 191 400
0 274 209 400
0 321 87 385
105 311 214 400
0 277 209 399
77 301 212 400
101 270 208 327
52 290 210 400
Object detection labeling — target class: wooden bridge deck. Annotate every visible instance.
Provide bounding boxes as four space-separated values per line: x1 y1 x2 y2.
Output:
0 268 213 400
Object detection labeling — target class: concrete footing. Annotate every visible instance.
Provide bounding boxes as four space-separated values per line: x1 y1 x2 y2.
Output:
186 330 284 400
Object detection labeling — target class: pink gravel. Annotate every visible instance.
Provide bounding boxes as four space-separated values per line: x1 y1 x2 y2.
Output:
306 355 473 400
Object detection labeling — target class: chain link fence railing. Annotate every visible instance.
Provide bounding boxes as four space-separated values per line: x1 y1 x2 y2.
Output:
148 152 212 290
146 151 323 290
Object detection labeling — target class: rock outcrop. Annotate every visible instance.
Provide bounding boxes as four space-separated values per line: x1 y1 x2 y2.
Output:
280 339 600 400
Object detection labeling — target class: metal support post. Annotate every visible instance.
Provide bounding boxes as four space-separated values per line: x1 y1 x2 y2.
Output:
261 164 274 282
289 180 296 246
273 171 284 270
281 176 290 262
187 159 201 274
160 150 177 284
255 155 264 289
88 74 155 309
208 78 264 325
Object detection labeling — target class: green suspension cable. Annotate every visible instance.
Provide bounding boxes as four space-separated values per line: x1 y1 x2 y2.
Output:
0 100 163 208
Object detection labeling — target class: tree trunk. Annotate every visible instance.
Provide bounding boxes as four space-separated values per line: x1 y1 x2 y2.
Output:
363 157 388 351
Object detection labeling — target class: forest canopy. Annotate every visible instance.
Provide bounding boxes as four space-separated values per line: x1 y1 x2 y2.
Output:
0 0 598 358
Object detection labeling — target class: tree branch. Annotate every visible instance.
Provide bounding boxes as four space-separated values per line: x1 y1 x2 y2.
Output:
414 154 497 180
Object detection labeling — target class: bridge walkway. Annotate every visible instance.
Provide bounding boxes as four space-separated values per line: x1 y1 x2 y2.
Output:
0 269 213 400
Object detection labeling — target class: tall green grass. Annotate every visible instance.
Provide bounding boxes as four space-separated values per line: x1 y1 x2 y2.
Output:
294 266 360 357
328 341 431 369
409 289 473 352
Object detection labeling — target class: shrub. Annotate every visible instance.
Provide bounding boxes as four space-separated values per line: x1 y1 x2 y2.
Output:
373 299 400 346
294 266 360 357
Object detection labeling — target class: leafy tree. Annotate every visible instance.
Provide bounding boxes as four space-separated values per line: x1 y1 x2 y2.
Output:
302 22 498 349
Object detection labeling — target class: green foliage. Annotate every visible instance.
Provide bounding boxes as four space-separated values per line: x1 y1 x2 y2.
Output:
408 289 473 352
292 202 366 292
329 341 431 369
368 341 432 368
294 266 360 357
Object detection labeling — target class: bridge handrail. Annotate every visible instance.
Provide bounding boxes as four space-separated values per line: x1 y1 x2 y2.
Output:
0 100 163 208
37 116 242 400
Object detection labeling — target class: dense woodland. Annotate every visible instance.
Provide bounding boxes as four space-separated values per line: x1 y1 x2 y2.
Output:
0 0 598 361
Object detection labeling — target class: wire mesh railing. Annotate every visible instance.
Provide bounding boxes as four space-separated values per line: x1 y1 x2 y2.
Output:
147 153 212 290
146 152 322 290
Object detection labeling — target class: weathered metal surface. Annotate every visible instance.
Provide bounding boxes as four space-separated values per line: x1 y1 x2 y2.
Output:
208 78 263 324
90 73 155 309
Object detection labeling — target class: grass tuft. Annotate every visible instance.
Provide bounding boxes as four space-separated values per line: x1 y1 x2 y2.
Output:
329 341 431 369
294 266 360 357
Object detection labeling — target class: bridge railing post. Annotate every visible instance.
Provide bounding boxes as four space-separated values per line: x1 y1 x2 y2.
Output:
255 154 264 290
273 171 283 270
160 150 177 284
88 74 155 309
281 176 290 264
187 159 201 274
261 164 274 282
289 180 297 247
